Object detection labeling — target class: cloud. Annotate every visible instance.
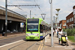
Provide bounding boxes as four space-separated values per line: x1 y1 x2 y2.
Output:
0 0 75 24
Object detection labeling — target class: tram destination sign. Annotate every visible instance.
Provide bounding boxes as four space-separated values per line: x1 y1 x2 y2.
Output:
27 19 39 23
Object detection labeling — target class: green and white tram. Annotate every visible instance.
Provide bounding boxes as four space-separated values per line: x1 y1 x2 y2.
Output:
25 18 44 40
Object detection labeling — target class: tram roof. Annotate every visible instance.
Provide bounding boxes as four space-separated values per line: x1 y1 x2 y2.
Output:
27 18 50 27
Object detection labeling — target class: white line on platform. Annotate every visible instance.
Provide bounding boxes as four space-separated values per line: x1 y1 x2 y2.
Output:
0 40 23 48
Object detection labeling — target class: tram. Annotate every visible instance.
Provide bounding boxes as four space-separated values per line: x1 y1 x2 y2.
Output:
25 18 45 40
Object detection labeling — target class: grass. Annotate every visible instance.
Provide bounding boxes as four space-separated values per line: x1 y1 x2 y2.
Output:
68 36 75 42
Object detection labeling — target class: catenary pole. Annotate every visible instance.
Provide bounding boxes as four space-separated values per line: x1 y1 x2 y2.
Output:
49 0 53 47
5 0 7 36
30 10 31 18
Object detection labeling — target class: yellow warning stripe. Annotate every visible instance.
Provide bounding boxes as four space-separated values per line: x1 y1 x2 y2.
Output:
38 41 43 50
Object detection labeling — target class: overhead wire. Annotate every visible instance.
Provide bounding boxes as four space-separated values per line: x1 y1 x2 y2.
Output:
7 0 28 18
34 0 44 13
34 0 47 22
8 0 23 10
8 0 43 17
8 0 28 14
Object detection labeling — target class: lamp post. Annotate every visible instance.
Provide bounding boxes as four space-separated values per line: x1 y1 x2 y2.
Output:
49 0 53 47
53 16 56 29
30 10 31 18
56 13 58 28
56 9 60 28
41 13 46 50
41 13 46 35
41 13 46 20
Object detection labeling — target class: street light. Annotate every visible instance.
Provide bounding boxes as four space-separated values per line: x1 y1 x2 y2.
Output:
56 9 60 12
53 16 56 28
49 0 53 47
41 13 46 50
41 14 46 36
56 9 60 28
56 13 58 16
56 13 58 28
41 13 46 20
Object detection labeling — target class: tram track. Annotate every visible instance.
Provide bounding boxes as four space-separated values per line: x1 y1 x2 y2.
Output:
38 40 44 50
8 40 42 50
8 41 27 50
8 40 35 50
26 40 44 50
26 41 38 50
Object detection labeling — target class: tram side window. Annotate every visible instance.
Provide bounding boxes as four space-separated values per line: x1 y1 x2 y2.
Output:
40 25 43 33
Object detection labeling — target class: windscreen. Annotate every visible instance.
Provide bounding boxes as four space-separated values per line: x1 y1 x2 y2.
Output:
27 19 39 32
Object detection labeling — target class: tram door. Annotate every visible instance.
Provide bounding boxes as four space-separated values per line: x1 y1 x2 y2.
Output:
40 25 43 33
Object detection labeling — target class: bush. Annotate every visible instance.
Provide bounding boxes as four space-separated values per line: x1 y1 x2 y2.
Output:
68 36 75 42
63 28 75 36
63 28 66 32
71 28 75 36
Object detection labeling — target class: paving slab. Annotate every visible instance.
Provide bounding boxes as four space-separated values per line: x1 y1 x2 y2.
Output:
0 31 75 50
0 33 25 40
44 32 75 50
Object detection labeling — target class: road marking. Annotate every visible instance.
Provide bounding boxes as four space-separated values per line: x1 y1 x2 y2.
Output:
38 41 42 50
40 43 43 50
38 41 43 50
26 42 37 50
0 40 23 48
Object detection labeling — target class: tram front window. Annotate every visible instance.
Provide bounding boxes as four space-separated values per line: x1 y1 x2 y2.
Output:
27 25 38 32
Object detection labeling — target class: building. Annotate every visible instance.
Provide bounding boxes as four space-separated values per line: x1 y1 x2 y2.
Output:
66 6 75 28
66 12 74 28
0 6 26 36
59 20 66 29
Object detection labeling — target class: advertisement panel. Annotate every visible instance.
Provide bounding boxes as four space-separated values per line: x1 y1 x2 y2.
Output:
20 23 24 28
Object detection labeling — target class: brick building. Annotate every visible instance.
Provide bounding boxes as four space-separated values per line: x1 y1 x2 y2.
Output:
59 20 66 29
66 12 74 28
66 6 75 28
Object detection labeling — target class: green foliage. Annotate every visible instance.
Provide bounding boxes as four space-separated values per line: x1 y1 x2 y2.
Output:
72 28 75 35
63 28 66 32
68 36 75 42
63 28 75 36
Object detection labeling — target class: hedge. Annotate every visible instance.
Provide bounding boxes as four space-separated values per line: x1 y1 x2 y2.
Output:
63 28 75 36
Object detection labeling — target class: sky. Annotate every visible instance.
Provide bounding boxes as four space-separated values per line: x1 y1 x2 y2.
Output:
0 0 75 24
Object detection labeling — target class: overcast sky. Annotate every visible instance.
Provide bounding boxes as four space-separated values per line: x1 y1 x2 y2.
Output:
0 0 75 24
